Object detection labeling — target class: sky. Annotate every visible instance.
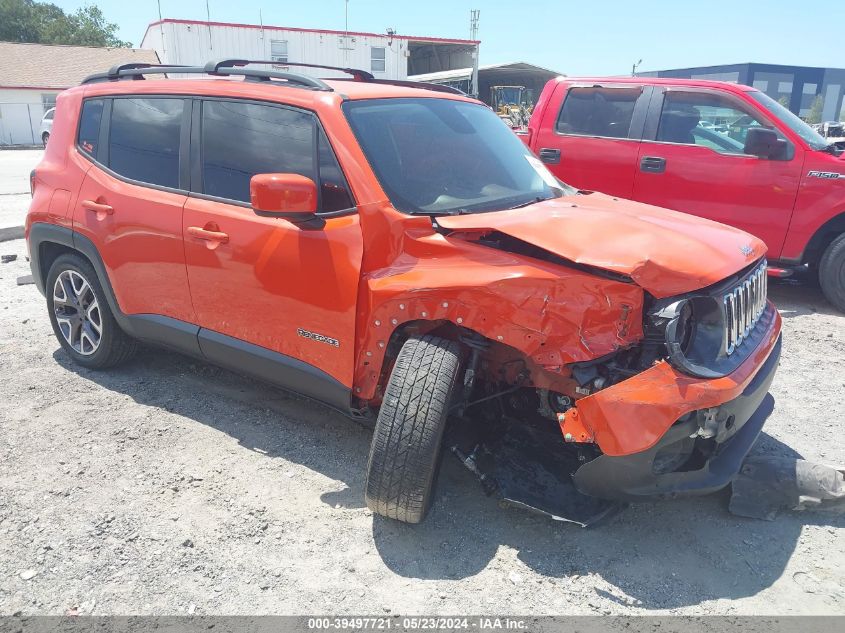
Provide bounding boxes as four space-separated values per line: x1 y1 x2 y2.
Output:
57 0 845 75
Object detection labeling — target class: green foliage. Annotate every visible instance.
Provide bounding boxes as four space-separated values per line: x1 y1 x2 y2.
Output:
777 96 790 109
806 95 825 125
0 0 132 47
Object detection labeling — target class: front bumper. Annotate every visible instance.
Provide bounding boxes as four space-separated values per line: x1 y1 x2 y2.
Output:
573 335 780 501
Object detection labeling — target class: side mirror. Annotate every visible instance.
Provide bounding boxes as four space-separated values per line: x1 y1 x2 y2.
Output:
250 173 317 218
744 127 786 159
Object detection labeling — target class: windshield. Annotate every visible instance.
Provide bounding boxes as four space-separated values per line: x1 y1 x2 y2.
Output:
496 87 524 105
343 98 571 215
825 123 844 137
749 90 829 150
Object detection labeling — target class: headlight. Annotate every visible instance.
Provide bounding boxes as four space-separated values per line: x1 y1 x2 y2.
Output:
649 296 731 379
669 300 695 356
646 269 772 380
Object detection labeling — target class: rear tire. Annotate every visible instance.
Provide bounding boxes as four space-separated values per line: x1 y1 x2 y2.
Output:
365 334 463 524
819 233 845 313
41 132 49 146
46 254 137 369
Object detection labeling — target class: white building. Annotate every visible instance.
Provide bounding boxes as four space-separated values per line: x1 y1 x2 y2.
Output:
0 41 158 145
141 19 478 81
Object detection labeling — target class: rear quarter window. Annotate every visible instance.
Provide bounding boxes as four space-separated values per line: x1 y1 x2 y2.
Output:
77 100 104 156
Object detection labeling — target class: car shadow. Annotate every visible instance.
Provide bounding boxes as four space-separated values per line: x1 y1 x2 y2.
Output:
54 345 844 611
768 274 842 318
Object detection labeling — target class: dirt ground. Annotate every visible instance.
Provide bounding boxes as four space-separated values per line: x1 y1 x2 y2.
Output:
0 156 844 616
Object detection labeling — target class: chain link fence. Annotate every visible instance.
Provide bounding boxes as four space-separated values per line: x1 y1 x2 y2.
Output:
0 102 51 146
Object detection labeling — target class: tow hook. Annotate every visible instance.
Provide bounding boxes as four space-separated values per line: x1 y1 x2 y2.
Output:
693 407 720 439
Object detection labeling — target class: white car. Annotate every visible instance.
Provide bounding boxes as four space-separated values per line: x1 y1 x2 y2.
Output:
39 107 55 146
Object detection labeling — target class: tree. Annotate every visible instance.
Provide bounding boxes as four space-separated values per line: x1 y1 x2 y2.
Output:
777 96 790 109
807 95 825 125
0 0 132 47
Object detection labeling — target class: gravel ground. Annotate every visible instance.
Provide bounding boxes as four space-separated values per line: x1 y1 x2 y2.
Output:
0 149 843 615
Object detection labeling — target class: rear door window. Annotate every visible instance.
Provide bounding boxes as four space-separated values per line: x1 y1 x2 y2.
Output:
556 87 642 138
108 97 184 188
77 100 104 157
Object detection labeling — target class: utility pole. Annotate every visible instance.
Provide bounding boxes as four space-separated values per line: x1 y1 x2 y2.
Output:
632 59 642 77
156 0 166 62
344 0 350 63
470 9 480 98
206 0 213 51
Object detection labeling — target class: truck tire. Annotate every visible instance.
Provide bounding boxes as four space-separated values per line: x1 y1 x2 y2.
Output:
46 253 138 369
365 334 463 524
819 233 845 313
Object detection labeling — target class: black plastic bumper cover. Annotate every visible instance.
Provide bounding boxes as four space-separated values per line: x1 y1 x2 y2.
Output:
573 336 782 502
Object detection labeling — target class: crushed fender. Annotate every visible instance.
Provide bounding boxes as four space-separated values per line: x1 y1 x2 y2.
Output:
729 455 845 520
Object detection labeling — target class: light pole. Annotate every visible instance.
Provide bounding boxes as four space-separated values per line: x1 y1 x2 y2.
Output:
632 59 642 77
470 9 480 98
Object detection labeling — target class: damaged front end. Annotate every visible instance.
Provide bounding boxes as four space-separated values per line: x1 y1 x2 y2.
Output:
356 197 782 525
443 258 783 526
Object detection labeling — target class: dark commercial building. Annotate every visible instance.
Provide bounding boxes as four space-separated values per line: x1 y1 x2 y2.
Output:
640 63 845 121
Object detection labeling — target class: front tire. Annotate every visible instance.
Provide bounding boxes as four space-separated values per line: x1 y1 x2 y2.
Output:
46 254 137 369
365 335 463 524
819 233 845 313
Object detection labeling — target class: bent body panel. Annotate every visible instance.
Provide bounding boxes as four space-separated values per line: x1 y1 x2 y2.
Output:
561 304 781 457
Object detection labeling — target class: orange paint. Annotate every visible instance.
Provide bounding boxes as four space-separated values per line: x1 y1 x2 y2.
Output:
561 306 781 456
250 173 317 214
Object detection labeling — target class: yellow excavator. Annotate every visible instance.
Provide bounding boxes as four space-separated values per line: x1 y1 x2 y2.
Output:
490 85 533 129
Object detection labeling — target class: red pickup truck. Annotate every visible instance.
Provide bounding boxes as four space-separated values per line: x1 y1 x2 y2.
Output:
525 77 845 311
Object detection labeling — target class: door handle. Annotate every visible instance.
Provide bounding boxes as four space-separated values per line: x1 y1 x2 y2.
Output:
187 226 229 244
640 156 666 173
81 199 114 218
538 147 561 164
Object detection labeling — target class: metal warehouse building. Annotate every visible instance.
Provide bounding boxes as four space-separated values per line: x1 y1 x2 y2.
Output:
640 63 845 121
141 19 479 81
409 62 562 107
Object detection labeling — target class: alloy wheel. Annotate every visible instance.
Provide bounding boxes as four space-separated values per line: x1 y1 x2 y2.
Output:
53 269 102 355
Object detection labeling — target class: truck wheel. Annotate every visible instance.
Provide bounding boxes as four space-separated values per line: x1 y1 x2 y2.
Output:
365 334 463 524
819 233 845 313
46 254 138 369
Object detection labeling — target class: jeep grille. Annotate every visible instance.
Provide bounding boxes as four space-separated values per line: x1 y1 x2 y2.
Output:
723 260 767 356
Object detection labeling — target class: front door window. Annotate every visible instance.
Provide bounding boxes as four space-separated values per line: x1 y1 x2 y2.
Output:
657 91 781 155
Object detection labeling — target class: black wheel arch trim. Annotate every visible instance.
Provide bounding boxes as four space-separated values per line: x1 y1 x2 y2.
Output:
27 222 352 412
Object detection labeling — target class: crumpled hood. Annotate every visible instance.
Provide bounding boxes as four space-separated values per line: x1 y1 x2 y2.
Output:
437 192 766 298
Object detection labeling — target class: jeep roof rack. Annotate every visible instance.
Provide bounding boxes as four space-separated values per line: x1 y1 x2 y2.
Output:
81 59 466 96
81 60 333 91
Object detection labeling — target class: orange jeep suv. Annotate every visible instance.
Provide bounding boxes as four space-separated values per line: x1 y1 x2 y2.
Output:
26 61 782 525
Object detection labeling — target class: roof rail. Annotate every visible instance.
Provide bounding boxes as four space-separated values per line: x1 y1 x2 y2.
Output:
203 59 375 81
81 59 467 96
81 60 332 91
